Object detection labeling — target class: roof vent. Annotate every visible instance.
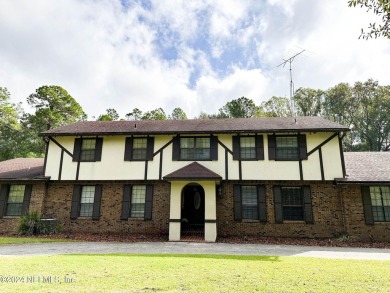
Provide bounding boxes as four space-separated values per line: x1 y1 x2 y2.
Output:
134 123 137 129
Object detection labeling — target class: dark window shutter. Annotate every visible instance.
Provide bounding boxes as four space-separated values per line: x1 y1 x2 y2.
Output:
232 136 240 160
124 137 133 161
233 185 242 221
210 136 218 160
298 134 307 160
70 185 81 220
0 185 9 218
255 135 264 160
268 135 276 160
21 184 32 215
144 185 154 220
92 185 102 220
172 136 180 161
73 138 82 162
257 185 267 222
95 138 103 161
303 186 313 224
361 186 374 225
274 186 283 223
147 137 155 161
121 185 132 220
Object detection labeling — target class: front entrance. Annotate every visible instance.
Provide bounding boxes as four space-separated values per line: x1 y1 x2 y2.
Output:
181 184 205 237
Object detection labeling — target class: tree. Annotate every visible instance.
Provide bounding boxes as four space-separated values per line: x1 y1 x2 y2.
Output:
351 79 390 151
348 0 390 39
23 85 87 155
170 107 187 120
260 96 292 117
293 88 323 116
219 97 257 118
97 108 119 121
125 108 143 120
141 108 167 120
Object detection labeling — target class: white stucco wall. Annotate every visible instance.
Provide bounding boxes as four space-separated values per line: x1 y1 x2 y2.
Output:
44 132 344 181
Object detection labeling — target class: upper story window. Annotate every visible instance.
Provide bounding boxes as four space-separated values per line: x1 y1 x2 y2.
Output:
268 135 307 161
73 137 103 162
369 186 390 222
232 135 264 161
274 185 313 224
172 136 218 161
0 184 32 218
71 185 102 220
124 137 154 161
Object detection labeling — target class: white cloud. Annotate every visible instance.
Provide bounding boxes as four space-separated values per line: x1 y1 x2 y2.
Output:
0 0 389 120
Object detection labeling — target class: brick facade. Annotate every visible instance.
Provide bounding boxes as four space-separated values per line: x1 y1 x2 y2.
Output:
1 180 389 242
0 181 47 234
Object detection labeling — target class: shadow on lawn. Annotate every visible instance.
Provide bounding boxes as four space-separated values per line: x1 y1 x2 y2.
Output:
67 253 281 262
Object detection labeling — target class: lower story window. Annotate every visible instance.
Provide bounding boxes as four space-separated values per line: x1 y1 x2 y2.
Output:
281 187 304 221
80 186 95 217
131 185 146 218
241 186 258 220
370 186 390 222
6 185 25 216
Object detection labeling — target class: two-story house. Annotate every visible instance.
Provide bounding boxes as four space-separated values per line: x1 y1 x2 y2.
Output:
0 117 389 242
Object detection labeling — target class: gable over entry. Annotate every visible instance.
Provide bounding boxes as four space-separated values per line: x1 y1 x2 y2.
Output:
164 162 222 242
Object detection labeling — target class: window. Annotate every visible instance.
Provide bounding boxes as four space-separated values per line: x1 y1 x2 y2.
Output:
121 184 153 220
370 186 390 222
281 187 304 221
72 137 103 162
180 137 210 160
274 186 313 224
233 185 267 222
241 186 258 220
232 135 264 161
80 139 96 161
131 185 146 218
268 135 307 161
70 185 102 220
79 186 95 217
6 185 25 216
0 184 32 218
276 137 299 160
124 137 154 161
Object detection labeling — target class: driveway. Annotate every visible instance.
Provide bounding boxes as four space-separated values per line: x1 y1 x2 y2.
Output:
0 241 389 260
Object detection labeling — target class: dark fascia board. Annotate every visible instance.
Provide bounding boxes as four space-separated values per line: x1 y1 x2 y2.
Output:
40 128 349 137
0 176 50 181
335 178 390 185
163 176 222 181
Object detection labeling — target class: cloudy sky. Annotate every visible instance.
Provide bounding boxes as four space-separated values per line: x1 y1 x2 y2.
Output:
1 0 389 119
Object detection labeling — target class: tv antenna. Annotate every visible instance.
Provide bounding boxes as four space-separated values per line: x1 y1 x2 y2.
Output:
277 49 305 115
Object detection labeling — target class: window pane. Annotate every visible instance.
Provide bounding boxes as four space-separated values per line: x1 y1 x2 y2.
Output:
281 187 303 221
131 185 146 218
240 137 256 159
181 149 194 160
79 186 95 217
6 203 23 216
276 137 299 160
372 206 385 222
370 186 390 222
133 138 147 149
195 149 210 160
196 138 210 148
7 185 25 203
81 139 96 161
241 186 258 220
240 137 255 148
180 137 210 160
132 149 147 160
180 138 194 148
82 139 96 150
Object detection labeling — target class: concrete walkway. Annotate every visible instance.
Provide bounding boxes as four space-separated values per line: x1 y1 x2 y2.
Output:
0 241 389 260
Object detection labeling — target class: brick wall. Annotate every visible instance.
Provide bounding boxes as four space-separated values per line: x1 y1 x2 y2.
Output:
43 181 171 235
341 185 390 241
216 181 345 239
0 181 47 234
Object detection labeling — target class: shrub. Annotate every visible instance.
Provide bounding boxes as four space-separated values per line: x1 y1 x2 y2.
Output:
18 211 62 235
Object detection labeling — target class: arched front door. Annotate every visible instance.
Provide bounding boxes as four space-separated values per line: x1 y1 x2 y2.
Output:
181 184 205 236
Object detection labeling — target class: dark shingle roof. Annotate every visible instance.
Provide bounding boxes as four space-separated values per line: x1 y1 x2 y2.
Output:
0 158 45 180
164 162 222 181
40 117 349 137
342 152 390 183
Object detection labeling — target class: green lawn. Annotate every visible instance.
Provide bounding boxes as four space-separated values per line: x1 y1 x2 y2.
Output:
0 237 69 245
0 254 389 292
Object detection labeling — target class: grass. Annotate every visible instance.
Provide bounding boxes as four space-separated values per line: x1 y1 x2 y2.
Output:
0 237 69 246
0 254 389 292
